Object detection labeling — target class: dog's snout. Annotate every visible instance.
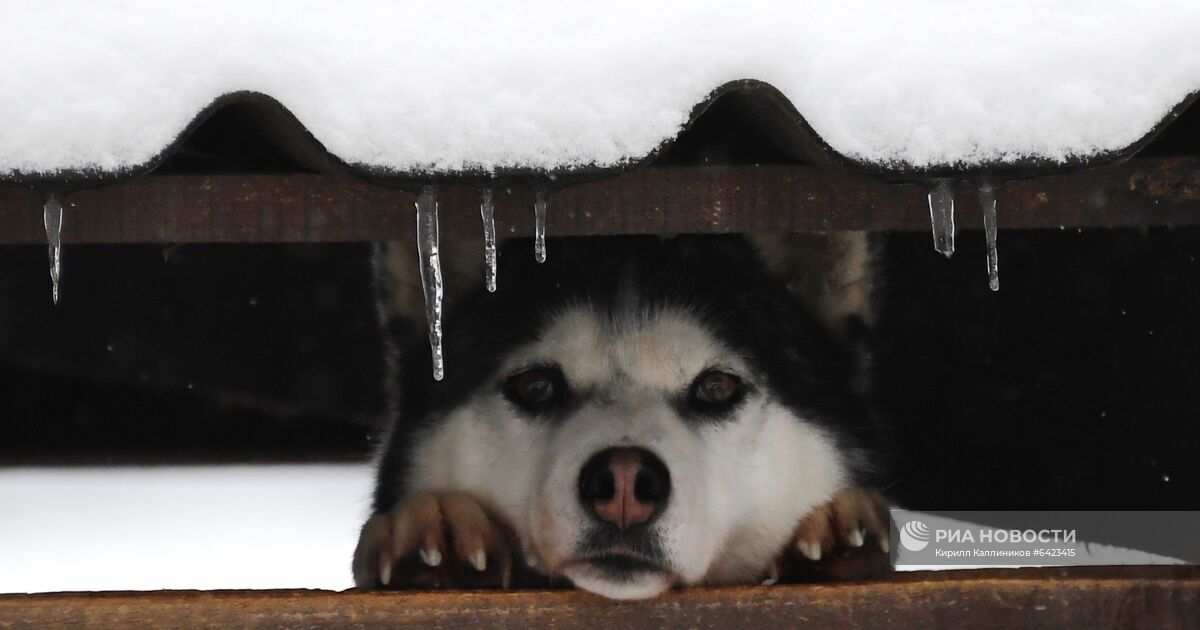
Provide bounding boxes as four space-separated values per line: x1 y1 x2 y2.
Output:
578 447 671 529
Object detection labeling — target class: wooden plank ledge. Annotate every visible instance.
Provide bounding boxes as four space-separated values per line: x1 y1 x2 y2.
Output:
0 158 1198 244
1 567 1197 629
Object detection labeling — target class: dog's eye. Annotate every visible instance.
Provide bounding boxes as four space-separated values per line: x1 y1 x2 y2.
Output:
503 366 565 412
690 370 744 406
514 370 555 403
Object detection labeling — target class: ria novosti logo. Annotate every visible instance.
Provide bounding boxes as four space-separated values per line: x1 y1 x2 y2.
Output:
899 520 932 551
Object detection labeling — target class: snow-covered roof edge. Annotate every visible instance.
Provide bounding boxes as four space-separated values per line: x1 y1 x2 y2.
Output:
5 81 1198 189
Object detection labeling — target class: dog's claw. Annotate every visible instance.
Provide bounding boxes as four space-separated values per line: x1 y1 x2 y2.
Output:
419 547 442 567
761 561 781 586
379 551 392 586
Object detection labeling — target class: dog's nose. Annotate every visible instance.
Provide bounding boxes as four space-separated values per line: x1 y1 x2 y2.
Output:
578 447 671 529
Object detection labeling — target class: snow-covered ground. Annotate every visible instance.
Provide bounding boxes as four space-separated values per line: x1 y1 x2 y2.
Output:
2 1 1198 176
0 465 1178 593
0 464 374 593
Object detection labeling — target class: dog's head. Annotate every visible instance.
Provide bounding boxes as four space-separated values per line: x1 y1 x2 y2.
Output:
381 235 877 599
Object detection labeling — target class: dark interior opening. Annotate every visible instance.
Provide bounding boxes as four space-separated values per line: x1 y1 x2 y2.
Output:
1 229 1197 510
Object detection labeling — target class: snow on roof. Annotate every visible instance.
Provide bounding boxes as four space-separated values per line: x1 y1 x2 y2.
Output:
1 1 1198 180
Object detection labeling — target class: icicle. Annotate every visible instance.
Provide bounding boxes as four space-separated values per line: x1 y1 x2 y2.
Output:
927 179 955 258
979 181 1000 291
42 191 64 304
415 185 445 381
534 187 548 263
480 187 498 292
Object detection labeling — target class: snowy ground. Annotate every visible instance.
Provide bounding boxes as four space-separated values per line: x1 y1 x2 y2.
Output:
3 464 1123 594
0 464 375 593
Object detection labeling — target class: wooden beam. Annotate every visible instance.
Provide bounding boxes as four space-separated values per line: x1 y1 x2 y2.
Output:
0 158 1198 245
0 567 1196 629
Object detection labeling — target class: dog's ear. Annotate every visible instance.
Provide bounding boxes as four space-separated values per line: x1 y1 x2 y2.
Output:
377 231 880 341
749 232 879 340
374 229 485 326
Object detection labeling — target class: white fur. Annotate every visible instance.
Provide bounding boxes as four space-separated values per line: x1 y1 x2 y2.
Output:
404 304 848 599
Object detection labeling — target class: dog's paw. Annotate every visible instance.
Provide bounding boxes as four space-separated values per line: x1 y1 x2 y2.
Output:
766 487 891 583
791 486 890 561
352 492 514 589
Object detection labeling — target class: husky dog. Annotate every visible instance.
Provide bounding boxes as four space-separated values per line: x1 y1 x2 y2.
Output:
354 234 889 599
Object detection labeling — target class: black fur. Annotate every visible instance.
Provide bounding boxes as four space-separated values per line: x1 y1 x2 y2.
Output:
372 234 883 514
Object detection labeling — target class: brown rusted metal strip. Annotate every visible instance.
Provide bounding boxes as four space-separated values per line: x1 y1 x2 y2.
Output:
0 158 1198 245
0 567 1196 629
